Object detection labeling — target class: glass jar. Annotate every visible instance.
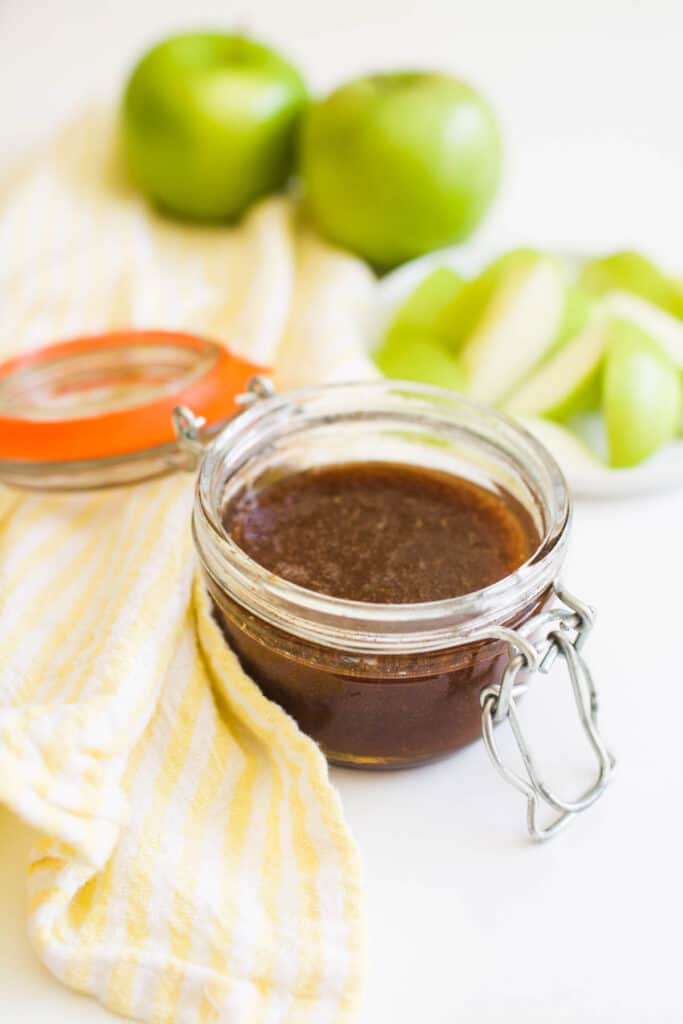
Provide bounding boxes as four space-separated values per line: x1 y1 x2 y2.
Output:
193 381 578 770
0 332 614 840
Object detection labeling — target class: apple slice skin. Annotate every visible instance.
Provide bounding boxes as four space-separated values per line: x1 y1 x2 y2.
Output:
459 254 567 404
374 330 467 391
436 247 539 352
579 250 683 319
545 285 593 359
504 316 608 421
504 284 596 408
385 267 463 344
604 291 683 368
375 268 466 390
604 319 682 468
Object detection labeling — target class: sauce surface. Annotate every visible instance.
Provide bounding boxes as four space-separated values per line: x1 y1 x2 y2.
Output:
224 461 539 604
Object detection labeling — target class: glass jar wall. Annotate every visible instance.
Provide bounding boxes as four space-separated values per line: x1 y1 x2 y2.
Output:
193 381 569 768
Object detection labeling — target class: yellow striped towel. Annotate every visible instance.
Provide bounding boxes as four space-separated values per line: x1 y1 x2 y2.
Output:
0 109 376 1022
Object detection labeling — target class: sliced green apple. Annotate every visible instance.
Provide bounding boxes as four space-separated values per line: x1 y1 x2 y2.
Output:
603 291 683 368
504 315 609 420
384 267 463 344
374 330 467 391
458 252 567 403
604 319 681 468
518 416 603 477
436 247 539 352
548 285 594 354
578 250 683 318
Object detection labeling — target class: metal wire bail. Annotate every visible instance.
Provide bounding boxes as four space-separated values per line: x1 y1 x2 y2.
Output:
172 377 275 472
234 374 276 407
480 585 616 841
172 405 207 469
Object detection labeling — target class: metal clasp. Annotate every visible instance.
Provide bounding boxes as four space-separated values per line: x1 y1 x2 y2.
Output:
480 585 615 841
172 406 206 469
172 375 276 471
234 374 276 407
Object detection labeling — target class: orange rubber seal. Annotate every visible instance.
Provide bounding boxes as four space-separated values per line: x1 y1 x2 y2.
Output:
0 331 268 463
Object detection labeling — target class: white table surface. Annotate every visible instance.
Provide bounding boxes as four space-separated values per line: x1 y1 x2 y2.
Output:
1 1 682 1021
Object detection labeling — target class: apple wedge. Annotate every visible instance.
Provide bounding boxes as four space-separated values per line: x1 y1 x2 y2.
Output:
546 285 593 357
604 320 681 468
579 250 683 319
384 267 463 344
603 291 683 368
459 254 567 403
374 267 467 390
375 330 467 391
504 315 608 420
437 247 538 352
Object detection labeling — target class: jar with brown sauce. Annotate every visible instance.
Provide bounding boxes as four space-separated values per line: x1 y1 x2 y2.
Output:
0 333 614 840
190 380 614 838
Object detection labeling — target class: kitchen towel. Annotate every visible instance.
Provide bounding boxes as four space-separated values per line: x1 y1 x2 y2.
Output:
0 109 376 1022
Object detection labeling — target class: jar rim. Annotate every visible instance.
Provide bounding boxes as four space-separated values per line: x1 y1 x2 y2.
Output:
193 380 571 654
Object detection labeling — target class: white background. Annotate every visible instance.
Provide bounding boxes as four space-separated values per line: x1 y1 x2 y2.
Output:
1 1 682 1021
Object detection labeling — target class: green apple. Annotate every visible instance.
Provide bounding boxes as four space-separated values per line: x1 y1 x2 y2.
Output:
384 267 463 344
546 285 594 357
440 262 591 359
375 268 467 390
578 250 683 318
374 331 467 391
604 291 683 367
456 251 567 403
437 248 537 351
300 72 501 268
122 32 308 220
504 314 608 420
604 319 681 467
497 283 594 401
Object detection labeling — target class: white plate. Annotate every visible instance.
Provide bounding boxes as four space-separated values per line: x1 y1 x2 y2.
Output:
359 245 683 500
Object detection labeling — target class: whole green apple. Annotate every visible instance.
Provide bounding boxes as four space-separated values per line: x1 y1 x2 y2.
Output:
300 72 501 268
122 32 308 221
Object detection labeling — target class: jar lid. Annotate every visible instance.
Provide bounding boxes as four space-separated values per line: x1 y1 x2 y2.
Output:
0 330 267 490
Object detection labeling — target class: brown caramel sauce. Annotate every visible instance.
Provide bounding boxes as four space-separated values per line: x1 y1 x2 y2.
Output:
224 462 539 603
212 461 544 766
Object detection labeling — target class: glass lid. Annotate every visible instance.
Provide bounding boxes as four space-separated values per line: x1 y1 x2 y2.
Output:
0 330 267 490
